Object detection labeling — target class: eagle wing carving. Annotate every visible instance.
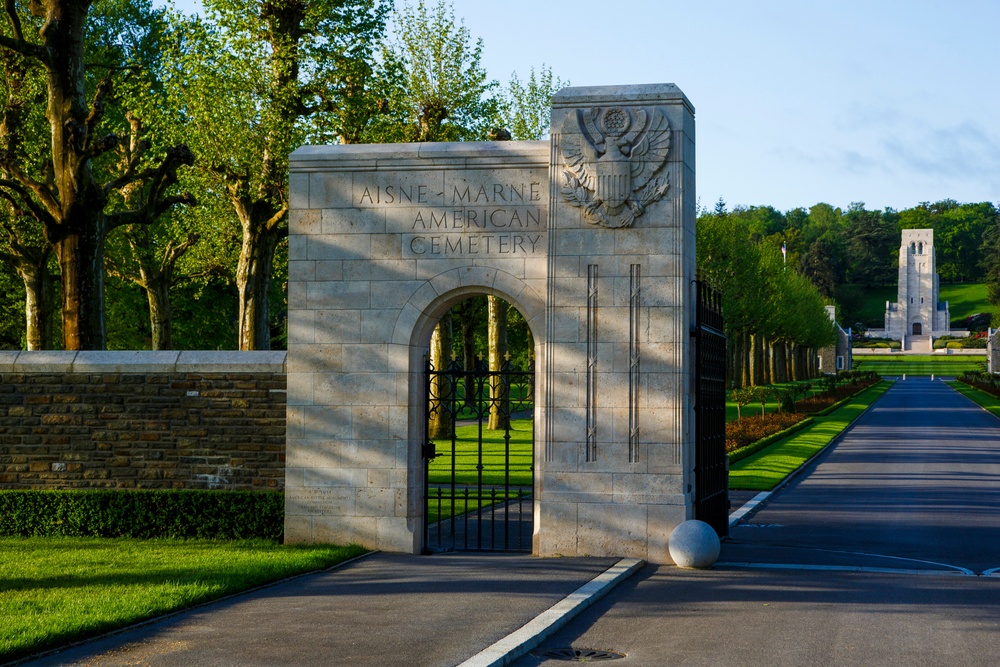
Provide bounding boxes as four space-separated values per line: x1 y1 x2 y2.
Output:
560 109 602 194
629 107 671 190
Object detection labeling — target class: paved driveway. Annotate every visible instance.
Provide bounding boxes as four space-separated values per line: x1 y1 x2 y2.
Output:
517 378 1000 666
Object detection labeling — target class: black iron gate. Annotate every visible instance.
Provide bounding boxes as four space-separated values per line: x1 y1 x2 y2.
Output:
423 356 534 552
693 280 728 537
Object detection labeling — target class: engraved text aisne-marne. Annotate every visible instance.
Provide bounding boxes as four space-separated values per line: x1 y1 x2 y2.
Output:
358 179 547 257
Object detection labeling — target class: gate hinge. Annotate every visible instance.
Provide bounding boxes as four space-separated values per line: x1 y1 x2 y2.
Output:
422 441 437 459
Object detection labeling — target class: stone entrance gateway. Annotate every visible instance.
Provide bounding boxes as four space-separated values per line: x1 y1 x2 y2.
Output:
285 84 704 563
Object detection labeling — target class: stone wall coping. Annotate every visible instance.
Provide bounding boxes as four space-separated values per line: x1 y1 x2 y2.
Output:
290 140 548 170
552 83 695 113
4 350 287 373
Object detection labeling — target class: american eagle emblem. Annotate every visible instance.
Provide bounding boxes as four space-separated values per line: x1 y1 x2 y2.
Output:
560 106 671 228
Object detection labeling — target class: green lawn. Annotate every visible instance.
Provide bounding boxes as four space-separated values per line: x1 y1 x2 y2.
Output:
853 354 983 376
946 380 1000 418
729 380 892 491
429 419 533 487
840 282 995 329
838 284 897 328
940 282 995 323
0 538 366 663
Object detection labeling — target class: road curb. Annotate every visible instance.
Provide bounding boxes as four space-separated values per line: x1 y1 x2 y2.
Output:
457 557 645 667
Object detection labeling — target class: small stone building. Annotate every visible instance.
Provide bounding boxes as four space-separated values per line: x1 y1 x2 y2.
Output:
818 305 851 374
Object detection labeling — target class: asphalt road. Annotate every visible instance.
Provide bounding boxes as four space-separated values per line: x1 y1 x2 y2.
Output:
516 378 1000 666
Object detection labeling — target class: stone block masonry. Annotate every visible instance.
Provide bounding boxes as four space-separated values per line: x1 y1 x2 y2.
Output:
0 351 286 490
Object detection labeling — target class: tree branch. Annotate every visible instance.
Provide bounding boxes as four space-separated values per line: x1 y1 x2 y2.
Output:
0 177 57 228
0 29 47 62
263 203 288 233
0 153 60 220
85 73 114 138
5 0 24 43
151 192 196 219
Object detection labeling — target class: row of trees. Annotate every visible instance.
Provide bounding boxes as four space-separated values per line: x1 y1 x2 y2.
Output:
0 0 563 351
697 209 836 388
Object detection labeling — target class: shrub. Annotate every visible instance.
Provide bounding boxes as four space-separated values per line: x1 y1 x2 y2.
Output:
0 490 284 540
959 372 1000 398
726 412 807 452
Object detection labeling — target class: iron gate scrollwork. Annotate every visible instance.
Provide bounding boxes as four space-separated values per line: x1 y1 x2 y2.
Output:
423 356 535 552
693 280 728 537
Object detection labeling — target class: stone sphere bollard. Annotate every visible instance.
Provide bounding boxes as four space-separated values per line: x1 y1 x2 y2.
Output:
668 520 721 568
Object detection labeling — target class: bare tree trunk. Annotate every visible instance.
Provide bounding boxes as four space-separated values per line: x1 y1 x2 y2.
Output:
487 295 509 431
236 223 282 350
16 251 55 350
768 339 778 385
21 263 53 350
55 222 107 350
146 278 172 351
458 297 482 372
428 317 454 439
741 331 752 388
726 331 743 389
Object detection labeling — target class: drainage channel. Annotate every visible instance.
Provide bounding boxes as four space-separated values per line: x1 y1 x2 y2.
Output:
531 647 626 661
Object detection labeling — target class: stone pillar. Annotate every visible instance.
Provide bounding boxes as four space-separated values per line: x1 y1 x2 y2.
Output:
539 84 696 563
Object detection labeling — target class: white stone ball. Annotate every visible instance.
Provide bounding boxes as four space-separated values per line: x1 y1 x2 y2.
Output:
668 520 721 568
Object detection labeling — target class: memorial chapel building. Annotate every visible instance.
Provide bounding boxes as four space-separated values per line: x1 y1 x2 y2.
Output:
884 229 950 338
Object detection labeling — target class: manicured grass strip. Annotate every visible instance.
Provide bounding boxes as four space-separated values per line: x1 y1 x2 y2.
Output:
428 419 532 487
729 380 892 491
946 380 1000 418
853 355 983 376
425 488 530 525
0 538 367 663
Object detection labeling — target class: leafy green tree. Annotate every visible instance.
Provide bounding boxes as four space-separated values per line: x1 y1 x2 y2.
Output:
730 387 753 420
843 203 896 287
385 0 498 142
899 200 997 283
164 0 391 349
0 0 195 350
499 66 565 140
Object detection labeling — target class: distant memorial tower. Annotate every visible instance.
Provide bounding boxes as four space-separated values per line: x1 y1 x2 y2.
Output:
884 229 950 339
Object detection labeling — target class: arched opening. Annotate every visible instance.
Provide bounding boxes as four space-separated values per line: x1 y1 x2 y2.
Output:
415 291 538 553
918 242 924 254
912 322 922 335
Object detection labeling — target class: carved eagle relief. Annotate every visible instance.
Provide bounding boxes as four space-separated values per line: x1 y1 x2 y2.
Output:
560 106 672 228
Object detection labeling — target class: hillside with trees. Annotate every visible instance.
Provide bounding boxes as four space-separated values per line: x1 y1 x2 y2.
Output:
703 199 1000 332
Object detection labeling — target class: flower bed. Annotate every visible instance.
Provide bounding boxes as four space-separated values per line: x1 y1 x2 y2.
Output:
958 372 1000 398
726 412 807 453
726 374 881 453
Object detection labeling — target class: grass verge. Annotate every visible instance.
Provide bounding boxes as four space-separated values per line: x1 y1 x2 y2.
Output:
853 355 983 376
428 419 532 487
729 380 892 491
946 380 1000 418
0 538 367 664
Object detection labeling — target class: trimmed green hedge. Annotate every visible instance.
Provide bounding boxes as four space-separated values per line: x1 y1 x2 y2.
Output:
0 490 284 540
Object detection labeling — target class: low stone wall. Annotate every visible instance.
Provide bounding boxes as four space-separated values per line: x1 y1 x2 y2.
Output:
0 351 286 490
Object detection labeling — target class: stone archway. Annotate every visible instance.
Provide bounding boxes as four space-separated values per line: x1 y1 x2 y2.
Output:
285 83 701 563
399 274 547 552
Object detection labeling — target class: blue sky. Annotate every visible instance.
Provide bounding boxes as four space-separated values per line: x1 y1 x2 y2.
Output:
167 0 1000 213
